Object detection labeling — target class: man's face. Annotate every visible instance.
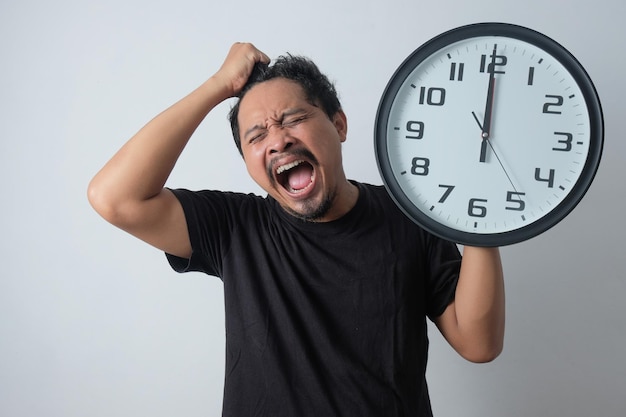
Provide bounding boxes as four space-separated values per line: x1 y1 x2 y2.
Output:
238 78 350 221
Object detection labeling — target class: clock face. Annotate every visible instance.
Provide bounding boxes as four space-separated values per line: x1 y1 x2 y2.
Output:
375 23 603 246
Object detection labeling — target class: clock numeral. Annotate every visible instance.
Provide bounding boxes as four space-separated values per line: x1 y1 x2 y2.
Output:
438 184 455 203
449 62 465 81
405 121 424 139
553 132 573 152
468 198 488 218
419 86 446 106
466 192 526 218
410 157 430 176
505 191 526 211
535 168 556 188
543 95 563 114
479 51 507 74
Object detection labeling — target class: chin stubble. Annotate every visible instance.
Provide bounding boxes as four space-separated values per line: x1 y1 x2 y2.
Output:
284 190 335 222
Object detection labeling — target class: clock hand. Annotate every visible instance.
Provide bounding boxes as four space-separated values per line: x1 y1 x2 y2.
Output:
486 140 519 193
473 102 515 192
471 109 490 162
477 44 498 163
482 74 496 138
480 135 489 163
471 111 483 129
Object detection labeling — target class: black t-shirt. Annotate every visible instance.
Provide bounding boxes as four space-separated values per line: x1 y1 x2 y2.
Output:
166 182 461 417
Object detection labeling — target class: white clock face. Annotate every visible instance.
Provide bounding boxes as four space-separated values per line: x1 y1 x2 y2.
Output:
377 28 602 246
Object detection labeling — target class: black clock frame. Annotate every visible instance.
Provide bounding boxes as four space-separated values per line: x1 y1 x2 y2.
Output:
374 22 604 246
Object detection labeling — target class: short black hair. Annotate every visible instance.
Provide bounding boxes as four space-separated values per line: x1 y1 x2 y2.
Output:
228 54 342 155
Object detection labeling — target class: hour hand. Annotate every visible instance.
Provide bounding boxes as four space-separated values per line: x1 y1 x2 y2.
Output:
472 111 483 130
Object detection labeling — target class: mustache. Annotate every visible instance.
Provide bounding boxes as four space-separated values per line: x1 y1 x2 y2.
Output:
267 148 318 182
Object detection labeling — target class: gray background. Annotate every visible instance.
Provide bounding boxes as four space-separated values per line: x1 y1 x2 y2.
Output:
1 0 624 416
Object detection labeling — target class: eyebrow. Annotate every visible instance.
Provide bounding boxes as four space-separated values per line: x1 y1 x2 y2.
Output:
243 108 309 140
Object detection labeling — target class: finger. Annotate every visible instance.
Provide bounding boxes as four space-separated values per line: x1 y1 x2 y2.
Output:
247 44 271 65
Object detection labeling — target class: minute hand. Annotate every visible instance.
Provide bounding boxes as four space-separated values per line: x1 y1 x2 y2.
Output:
479 45 498 162
482 76 496 137
479 76 496 162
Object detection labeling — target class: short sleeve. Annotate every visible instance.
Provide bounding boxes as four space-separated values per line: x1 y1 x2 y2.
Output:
424 235 462 320
163 188 240 278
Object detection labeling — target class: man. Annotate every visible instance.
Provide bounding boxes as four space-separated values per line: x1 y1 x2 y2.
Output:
88 42 504 416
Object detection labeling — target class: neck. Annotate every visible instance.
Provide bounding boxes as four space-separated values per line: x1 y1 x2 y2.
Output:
319 179 359 222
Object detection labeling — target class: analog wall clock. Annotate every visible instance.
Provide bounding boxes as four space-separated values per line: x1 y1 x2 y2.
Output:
374 22 604 246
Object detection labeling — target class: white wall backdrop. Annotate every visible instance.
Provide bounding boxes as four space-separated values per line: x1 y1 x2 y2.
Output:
1 0 624 416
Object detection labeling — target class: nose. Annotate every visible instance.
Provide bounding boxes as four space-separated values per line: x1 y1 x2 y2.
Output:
267 124 294 154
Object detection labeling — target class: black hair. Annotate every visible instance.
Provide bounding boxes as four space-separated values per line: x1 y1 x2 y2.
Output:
228 54 342 155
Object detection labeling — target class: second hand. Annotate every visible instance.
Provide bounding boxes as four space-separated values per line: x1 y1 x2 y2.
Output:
486 139 518 193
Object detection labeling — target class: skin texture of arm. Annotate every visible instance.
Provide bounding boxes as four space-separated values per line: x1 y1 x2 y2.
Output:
87 43 270 258
434 246 505 363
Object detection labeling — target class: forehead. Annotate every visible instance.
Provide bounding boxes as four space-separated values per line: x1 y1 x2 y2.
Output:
238 78 311 122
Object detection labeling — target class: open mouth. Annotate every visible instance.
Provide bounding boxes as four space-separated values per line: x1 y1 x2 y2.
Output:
276 159 315 194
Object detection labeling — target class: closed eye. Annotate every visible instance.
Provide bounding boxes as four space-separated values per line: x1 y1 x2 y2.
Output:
248 130 267 144
282 115 308 127
244 109 311 145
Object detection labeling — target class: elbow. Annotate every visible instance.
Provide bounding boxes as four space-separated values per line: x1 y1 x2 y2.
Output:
88 179 111 219
87 178 129 227
461 339 504 364
464 350 502 364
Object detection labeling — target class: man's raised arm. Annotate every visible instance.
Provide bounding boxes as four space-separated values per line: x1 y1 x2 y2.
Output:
87 43 270 258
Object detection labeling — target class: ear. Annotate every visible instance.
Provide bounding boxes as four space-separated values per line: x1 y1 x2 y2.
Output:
332 110 348 142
